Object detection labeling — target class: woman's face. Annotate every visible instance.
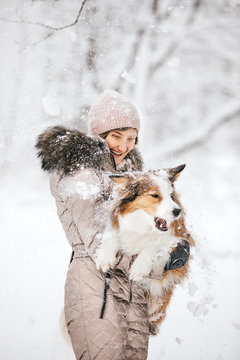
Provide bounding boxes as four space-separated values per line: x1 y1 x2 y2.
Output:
104 128 137 165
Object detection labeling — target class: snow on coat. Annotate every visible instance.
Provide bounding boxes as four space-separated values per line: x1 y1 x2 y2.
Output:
35 126 158 360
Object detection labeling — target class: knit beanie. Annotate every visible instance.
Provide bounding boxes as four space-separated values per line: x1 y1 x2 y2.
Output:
88 90 140 135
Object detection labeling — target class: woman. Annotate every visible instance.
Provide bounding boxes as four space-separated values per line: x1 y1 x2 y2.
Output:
36 90 189 360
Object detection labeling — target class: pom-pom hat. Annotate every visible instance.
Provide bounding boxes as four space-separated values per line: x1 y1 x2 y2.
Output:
88 90 140 135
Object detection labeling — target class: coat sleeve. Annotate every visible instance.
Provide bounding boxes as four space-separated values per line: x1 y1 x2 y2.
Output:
50 169 111 259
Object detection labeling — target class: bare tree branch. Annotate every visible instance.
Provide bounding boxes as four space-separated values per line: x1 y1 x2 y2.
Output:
83 5 104 93
161 102 240 159
187 0 203 24
152 0 159 14
114 27 145 93
0 0 88 37
149 40 178 77
86 35 104 93
148 1 204 79
29 32 54 47
146 101 240 160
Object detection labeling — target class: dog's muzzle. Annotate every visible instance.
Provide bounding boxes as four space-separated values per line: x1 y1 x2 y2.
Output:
154 217 168 231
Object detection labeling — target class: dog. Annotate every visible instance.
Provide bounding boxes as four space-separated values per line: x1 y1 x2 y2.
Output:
96 164 195 334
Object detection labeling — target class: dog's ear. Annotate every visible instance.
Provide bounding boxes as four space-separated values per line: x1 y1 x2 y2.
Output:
110 175 130 185
168 164 186 182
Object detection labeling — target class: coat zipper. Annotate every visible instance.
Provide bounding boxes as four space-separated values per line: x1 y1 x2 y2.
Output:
129 280 133 302
100 273 111 319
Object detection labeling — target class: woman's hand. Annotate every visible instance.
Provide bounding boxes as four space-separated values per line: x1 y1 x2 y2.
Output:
164 240 190 272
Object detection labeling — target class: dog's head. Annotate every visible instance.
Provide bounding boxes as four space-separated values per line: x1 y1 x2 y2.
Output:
110 164 185 232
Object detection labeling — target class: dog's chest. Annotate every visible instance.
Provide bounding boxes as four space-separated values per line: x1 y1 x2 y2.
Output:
116 226 177 258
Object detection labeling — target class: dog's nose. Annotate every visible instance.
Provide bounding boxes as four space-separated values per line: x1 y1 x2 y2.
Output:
173 208 181 217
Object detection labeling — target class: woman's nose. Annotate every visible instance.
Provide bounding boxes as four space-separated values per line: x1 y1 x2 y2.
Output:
117 140 127 152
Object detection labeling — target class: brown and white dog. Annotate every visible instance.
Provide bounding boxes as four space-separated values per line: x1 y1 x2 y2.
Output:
96 164 195 334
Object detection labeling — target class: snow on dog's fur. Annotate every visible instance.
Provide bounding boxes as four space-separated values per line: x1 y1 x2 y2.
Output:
96 164 195 335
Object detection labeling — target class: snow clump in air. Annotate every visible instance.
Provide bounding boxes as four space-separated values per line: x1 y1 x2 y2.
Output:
75 181 100 200
58 175 100 201
42 94 61 116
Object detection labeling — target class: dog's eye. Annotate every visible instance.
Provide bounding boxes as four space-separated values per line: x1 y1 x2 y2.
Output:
151 194 160 198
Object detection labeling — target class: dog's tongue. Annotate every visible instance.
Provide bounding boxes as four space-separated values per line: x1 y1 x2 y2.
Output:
154 217 168 231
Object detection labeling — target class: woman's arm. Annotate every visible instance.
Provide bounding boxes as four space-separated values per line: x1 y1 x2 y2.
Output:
51 169 111 259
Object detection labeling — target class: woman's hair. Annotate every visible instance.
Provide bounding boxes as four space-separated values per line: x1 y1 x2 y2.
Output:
99 127 138 145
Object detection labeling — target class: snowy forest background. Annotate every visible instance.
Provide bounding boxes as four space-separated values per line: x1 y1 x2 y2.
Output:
0 0 240 359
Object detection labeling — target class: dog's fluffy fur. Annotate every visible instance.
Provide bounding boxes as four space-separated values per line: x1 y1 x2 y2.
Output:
96 165 195 335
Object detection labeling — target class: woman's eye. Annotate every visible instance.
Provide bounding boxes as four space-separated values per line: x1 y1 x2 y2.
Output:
151 194 159 198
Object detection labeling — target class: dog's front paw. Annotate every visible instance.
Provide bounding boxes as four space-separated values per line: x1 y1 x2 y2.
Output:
95 252 117 273
129 263 151 281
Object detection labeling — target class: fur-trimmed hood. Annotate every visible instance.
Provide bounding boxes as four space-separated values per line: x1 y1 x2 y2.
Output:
35 126 143 176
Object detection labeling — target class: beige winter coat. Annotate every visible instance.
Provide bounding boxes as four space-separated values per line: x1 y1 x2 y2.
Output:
51 167 151 360
36 126 161 359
